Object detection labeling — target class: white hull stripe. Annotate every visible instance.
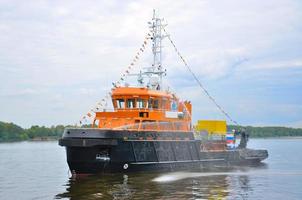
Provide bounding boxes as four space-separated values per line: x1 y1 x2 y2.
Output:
130 158 225 165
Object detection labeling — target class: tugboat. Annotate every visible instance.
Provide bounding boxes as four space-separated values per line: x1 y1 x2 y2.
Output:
59 11 268 174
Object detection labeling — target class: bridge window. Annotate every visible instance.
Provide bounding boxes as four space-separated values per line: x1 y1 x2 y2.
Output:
116 99 125 109
136 99 145 108
162 99 167 109
171 100 178 111
147 98 159 109
127 99 135 108
153 99 159 109
148 99 153 109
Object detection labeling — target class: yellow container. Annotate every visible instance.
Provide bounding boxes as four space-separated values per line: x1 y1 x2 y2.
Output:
195 120 227 135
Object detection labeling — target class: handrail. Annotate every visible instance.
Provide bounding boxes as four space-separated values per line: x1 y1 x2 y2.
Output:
112 121 191 132
95 108 171 112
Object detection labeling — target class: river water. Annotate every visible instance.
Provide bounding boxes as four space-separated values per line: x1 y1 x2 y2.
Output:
0 138 302 200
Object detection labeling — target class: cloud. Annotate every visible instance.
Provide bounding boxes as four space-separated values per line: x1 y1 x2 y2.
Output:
0 88 40 97
285 120 302 128
245 59 302 70
78 88 98 96
0 0 301 127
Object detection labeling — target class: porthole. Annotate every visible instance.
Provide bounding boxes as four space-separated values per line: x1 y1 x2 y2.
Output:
123 163 129 170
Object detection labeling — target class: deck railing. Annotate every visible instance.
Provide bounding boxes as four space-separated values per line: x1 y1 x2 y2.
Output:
112 121 192 132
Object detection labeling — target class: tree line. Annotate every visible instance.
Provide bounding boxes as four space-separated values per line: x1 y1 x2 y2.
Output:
228 125 302 138
0 121 66 142
1 121 302 142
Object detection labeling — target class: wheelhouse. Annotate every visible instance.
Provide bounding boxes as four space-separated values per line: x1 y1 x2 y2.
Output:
93 87 192 132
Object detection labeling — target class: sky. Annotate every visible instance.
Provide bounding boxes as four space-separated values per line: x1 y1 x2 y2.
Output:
0 0 301 128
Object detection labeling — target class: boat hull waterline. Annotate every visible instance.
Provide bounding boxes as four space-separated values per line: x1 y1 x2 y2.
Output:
59 128 268 174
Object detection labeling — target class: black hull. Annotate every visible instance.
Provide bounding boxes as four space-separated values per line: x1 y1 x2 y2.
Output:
59 128 268 174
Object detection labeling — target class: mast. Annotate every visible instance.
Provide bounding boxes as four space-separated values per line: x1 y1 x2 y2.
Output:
127 10 167 90
147 9 167 90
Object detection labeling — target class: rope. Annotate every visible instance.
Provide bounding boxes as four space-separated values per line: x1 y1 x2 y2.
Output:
76 31 152 126
163 28 239 126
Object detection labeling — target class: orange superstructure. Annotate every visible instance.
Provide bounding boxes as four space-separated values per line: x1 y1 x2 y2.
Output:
93 87 192 132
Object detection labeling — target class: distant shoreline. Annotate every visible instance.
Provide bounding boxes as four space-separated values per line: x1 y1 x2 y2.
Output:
31 136 59 141
1 136 302 144
252 136 302 139
1 121 302 143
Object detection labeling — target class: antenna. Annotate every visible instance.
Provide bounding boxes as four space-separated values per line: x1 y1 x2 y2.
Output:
147 9 167 90
128 10 168 90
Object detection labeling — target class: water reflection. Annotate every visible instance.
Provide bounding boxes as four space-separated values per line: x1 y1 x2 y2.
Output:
55 165 267 200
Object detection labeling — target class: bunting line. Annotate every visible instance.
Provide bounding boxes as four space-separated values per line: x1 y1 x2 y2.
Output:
76 31 152 127
162 27 240 126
